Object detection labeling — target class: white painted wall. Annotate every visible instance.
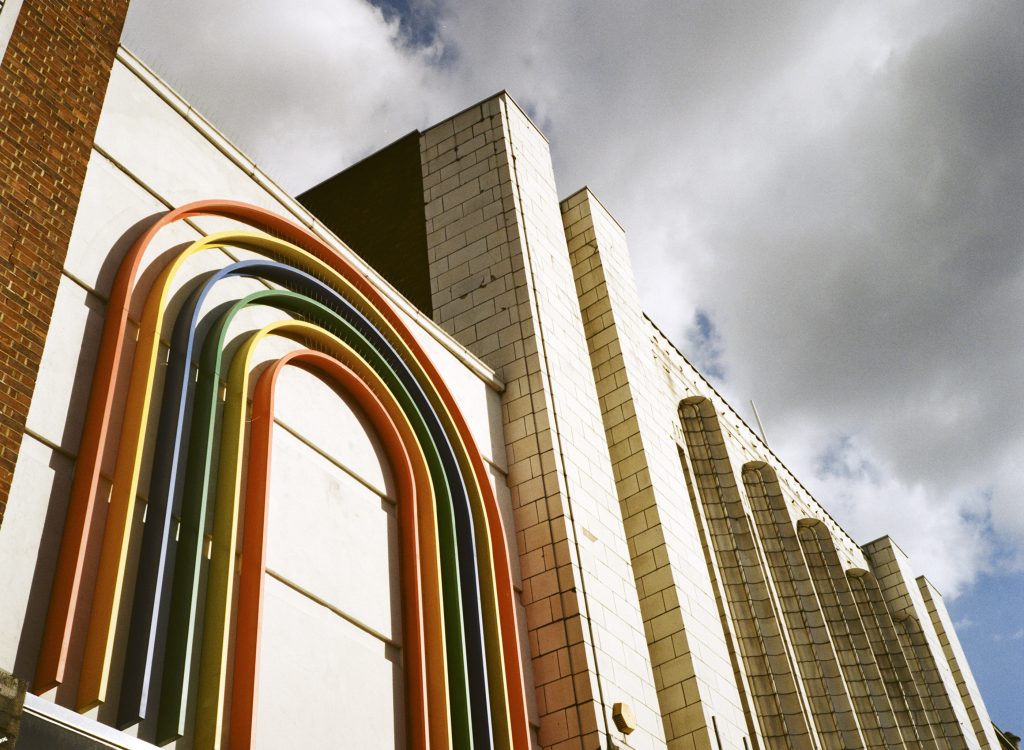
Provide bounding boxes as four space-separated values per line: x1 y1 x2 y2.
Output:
0 50 509 750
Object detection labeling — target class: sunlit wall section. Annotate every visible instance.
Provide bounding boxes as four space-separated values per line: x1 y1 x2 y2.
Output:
846 568 938 748
679 397 814 749
917 578 1000 749
796 520 906 748
742 462 865 749
561 188 753 750
421 96 666 749
863 537 979 750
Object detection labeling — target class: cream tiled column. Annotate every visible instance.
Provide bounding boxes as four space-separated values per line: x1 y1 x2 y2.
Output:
797 521 906 748
678 398 815 748
421 96 664 750
561 189 754 749
862 537 978 750
847 569 939 749
916 578 999 749
742 463 866 750
894 615 969 750
680 455 763 748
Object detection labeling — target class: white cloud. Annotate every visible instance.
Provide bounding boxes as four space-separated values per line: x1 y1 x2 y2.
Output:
779 432 994 597
122 0 463 190
993 627 1024 643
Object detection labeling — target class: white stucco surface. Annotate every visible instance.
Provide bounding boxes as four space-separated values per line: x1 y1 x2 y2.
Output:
267 422 399 642
0 435 73 676
0 51 507 750
254 575 404 750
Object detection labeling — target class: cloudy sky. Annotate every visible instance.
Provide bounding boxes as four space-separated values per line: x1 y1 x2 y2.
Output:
121 0 1023 726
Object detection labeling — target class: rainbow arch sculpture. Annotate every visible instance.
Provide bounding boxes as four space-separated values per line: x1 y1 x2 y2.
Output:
34 200 530 750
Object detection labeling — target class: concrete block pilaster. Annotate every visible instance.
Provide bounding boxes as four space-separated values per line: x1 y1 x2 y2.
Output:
862 537 977 749
561 189 753 750
421 95 665 750
917 578 1000 749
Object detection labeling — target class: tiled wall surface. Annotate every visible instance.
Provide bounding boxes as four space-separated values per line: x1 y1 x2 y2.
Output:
562 190 750 750
416 88 998 750
863 538 982 748
917 578 999 748
422 95 666 750
646 299 990 750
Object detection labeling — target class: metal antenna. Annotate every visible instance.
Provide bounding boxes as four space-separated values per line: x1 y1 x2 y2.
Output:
750 399 769 447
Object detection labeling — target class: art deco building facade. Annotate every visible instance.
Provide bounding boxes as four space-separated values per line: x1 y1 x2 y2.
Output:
0 4 1012 749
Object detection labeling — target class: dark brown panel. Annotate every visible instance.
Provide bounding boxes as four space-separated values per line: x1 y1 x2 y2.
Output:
298 131 431 315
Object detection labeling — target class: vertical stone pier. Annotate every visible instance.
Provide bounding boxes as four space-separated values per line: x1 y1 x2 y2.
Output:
420 95 665 750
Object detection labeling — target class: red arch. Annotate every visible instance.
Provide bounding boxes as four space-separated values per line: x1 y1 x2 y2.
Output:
232 348 443 749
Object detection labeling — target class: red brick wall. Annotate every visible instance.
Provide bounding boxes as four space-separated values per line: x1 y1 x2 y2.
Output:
0 1 132 526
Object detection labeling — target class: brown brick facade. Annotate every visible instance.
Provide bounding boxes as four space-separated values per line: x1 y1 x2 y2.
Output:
0 1 131 526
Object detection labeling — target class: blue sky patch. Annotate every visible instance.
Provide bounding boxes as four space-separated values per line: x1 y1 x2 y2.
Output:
947 569 1024 730
367 0 442 48
684 308 726 382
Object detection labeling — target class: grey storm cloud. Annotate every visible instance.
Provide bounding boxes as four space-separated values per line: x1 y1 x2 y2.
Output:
122 0 1024 595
